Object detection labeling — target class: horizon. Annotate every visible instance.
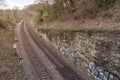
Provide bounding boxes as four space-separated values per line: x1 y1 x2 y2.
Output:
0 0 35 10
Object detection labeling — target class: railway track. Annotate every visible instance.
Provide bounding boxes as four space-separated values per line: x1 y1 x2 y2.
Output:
25 21 84 80
20 21 53 80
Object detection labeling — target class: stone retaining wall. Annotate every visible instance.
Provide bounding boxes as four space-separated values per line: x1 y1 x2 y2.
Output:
41 32 120 80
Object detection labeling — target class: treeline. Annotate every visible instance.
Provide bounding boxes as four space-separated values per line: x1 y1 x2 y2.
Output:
31 0 118 24
0 9 28 29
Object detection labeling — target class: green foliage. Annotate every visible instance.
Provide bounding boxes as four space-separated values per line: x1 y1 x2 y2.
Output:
86 29 106 36
39 28 120 37
64 29 106 36
103 0 112 8
40 28 106 36
39 28 51 34
46 0 64 20
33 12 43 24
42 11 49 21
0 16 9 22
64 29 75 36
0 16 9 28
64 28 120 36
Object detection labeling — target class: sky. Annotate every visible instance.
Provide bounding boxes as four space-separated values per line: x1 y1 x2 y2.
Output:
0 0 35 9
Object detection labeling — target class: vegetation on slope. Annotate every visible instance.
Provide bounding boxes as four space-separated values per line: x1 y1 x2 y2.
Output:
31 0 118 23
0 28 22 80
0 16 9 29
0 9 23 80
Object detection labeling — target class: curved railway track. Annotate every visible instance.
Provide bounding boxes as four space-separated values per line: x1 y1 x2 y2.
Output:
20 21 53 80
25 21 85 80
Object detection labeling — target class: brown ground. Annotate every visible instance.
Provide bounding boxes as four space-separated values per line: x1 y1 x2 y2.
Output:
0 28 22 80
39 2 120 30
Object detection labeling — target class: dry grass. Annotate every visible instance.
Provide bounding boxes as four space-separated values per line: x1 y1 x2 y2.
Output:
31 0 120 31
0 28 22 80
38 1 120 30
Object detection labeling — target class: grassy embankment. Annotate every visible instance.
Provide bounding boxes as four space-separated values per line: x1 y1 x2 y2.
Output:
0 16 22 80
39 28 120 37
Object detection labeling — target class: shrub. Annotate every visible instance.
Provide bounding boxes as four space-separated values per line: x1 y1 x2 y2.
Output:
64 29 106 36
0 16 9 29
39 28 51 34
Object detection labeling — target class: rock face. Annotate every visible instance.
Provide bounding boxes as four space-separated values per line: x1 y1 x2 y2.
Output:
42 32 120 80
